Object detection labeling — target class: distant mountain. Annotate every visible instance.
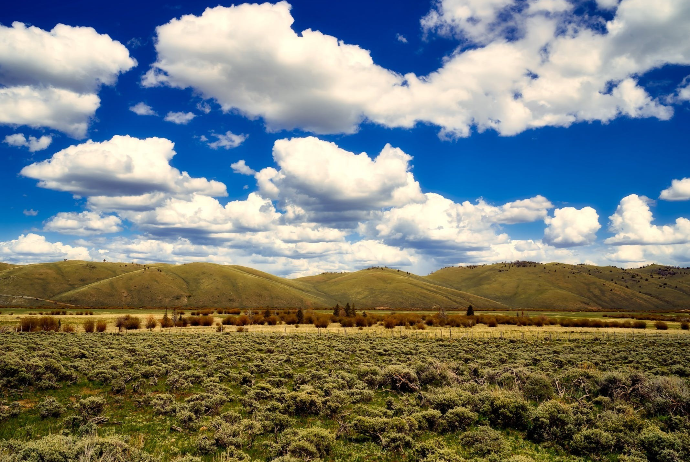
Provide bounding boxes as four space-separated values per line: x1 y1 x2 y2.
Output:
1 260 689 311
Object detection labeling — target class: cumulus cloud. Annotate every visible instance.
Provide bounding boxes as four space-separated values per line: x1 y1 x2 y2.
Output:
606 243 690 267
143 0 687 138
164 111 195 124
660 178 690 201
3 133 52 151
129 102 157 116
492 195 553 224
0 22 135 137
23 209 38 216
0 86 100 138
207 131 247 149
143 2 401 134
20 135 227 199
256 137 424 225
544 207 600 247
122 193 280 235
44 211 122 236
0 233 91 263
606 194 690 245
231 160 256 175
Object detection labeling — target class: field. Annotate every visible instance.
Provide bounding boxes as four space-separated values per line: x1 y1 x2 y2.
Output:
1 330 690 462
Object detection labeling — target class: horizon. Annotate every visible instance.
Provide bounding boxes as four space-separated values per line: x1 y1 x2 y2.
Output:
1 0 690 277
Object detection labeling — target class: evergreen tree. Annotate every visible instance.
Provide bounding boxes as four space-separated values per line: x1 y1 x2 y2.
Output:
466 305 474 316
345 302 352 317
263 308 272 318
297 308 304 324
333 304 341 316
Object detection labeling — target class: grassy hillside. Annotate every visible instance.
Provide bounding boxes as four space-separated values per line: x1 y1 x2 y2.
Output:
426 262 690 310
298 267 507 309
49 262 337 308
2 260 690 310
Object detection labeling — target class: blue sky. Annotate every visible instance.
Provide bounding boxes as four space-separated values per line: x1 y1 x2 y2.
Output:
1 0 689 276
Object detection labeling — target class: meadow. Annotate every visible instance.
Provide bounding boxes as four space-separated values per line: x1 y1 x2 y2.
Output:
1 320 690 461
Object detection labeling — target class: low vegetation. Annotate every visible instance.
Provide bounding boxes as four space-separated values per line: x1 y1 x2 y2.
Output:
1 331 689 461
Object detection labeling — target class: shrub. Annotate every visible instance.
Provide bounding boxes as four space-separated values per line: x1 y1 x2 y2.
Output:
83 320 95 333
115 315 141 331
528 400 575 444
443 406 477 432
37 396 64 418
314 316 330 328
95 320 107 332
146 315 157 330
655 321 669 330
573 429 616 458
681 322 690 330
523 374 554 402
62 324 76 333
459 426 508 457
633 320 647 329
75 396 106 418
382 365 419 392
19 316 59 332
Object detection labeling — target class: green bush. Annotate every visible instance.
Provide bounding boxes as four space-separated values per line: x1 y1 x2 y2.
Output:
459 426 508 457
37 396 64 418
443 406 477 432
573 429 616 458
528 400 576 444
523 374 554 402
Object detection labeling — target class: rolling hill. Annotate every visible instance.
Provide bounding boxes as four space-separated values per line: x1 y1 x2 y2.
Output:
1 260 690 310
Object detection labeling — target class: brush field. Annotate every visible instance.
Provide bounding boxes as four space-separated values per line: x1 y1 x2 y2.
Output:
1 331 690 461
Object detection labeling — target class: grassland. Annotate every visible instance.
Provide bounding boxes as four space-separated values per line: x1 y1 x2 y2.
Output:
3 260 690 311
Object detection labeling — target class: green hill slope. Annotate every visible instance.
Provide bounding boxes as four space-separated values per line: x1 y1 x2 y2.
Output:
50 262 337 308
2 260 690 310
425 262 690 310
298 267 507 309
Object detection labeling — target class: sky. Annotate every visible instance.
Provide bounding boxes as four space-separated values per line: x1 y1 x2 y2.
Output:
1 0 689 277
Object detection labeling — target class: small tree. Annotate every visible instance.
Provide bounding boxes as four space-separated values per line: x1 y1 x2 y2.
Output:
297 308 304 324
466 305 474 316
345 303 352 317
333 304 341 317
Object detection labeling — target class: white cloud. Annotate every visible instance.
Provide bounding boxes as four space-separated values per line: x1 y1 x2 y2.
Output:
606 243 690 267
361 193 511 261
207 131 247 149
256 137 424 225
20 135 227 199
143 2 401 134
596 0 620 9
23 209 38 216
0 22 135 137
0 86 100 138
421 0 528 44
129 102 157 116
493 195 553 224
122 193 280 235
465 239 582 265
3 133 52 151
44 211 122 236
231 159 256 175
0 233 91 263
396 33 408 43
544 206 601 247
606 194 690 245
660 178 690 201
196 102 212 114
164 111 196 124
143 0 689 138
